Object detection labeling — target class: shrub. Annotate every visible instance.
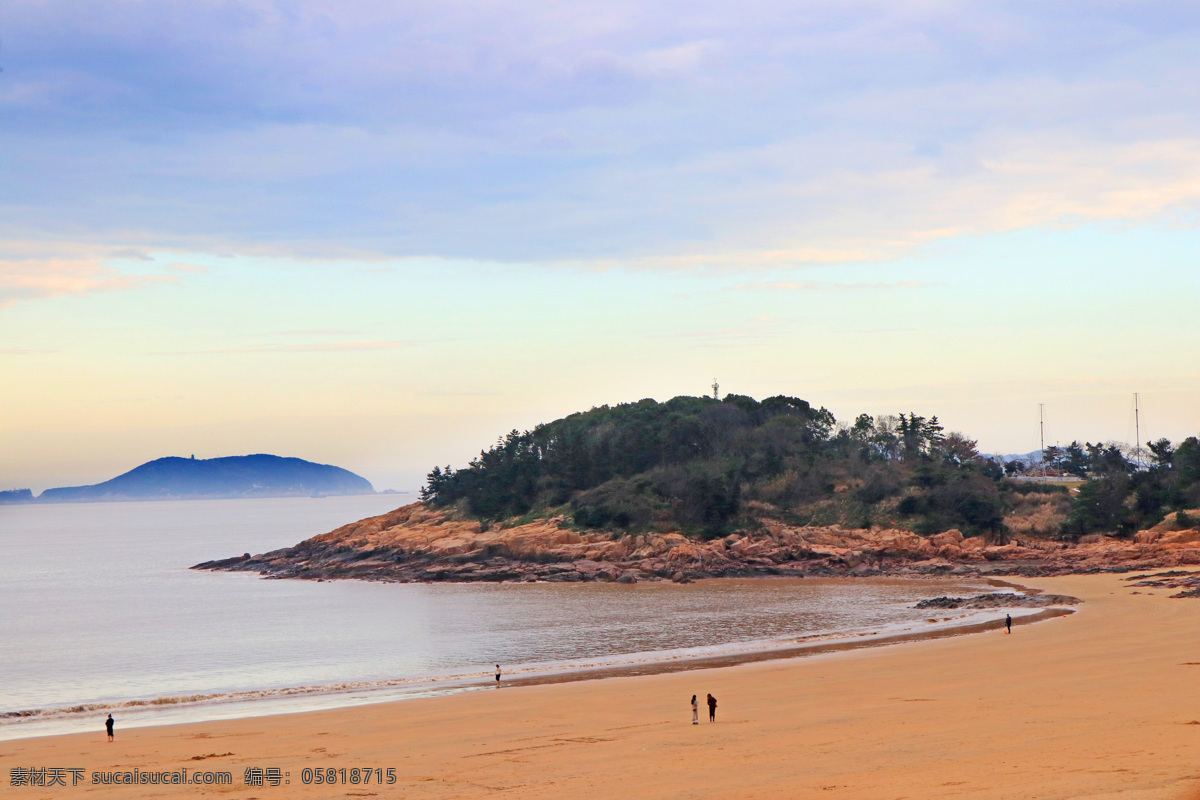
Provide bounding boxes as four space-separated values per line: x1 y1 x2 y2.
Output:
570 478 658 531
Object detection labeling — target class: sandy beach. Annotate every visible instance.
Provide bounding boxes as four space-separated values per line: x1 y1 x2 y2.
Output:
6 572 1200 800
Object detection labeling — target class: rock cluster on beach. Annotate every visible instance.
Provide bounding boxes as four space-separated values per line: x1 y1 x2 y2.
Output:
192 502 1200 584
914 593 1080 609
1123 569 1200 598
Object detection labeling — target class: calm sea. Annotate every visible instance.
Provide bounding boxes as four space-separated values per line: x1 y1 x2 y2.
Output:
0 496 992 739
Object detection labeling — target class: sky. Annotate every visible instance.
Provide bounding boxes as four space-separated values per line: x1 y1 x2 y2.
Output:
2 0 1199 494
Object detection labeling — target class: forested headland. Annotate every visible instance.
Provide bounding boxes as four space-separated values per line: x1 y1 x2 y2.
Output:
421 394 1200 541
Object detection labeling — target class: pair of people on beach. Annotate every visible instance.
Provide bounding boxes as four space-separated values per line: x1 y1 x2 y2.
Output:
691 694 717 724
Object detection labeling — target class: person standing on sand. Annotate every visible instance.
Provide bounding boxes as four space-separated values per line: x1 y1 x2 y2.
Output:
105 714 114 742
495 664 502 685
707 694 717 722
691 695 699 725
1006 614 1012 634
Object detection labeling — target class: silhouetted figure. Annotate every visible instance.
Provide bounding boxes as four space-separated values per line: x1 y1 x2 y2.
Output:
106 714 114 742
691 695 699 725
707 694 717 722
495 664 501 685
1005 614 1012 634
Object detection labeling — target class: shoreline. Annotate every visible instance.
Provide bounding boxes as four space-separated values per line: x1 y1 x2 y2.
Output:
192 500 1200 585
3 576 1056 742
6 572 1198 799
491 605 1074 690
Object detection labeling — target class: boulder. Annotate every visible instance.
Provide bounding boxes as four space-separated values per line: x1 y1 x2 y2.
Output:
665 544 701 565
983 545 1018 561
929 530 964 548
936 545 962 560
875 532 932 558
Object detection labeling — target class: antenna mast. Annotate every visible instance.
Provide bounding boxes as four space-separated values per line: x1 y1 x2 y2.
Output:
1134 392 1141 469
712 379 720 401
1039 403 1046 479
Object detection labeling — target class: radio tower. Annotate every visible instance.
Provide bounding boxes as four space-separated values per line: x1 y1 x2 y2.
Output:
1039 403 1046 480
1134 392 1142 469
712 379 720 400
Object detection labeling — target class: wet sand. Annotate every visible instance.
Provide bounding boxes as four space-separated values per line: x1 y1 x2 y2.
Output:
6 573 1200 799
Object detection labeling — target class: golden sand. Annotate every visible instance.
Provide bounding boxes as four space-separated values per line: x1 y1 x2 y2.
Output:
6 573 1200 799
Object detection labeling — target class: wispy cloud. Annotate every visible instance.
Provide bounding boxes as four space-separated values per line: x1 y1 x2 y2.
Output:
729 280 927 292
259 329 364 338
0 244 180 308
656 314 785 347
2 1 1199 267
110 249 155 262
661 327 759 340
419 389 504 397
159 340 407 355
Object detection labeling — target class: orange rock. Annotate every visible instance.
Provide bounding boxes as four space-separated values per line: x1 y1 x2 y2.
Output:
936 544 962 560
929 530 964 548
203 499 1200 583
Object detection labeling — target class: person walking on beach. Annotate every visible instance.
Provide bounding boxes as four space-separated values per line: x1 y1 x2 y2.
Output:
707 694 717 722
691 695 699 725
1005 614 1012 634
495 664 502 686
105 714 114 742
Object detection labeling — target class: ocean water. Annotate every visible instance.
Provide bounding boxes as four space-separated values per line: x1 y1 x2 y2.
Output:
0 496 994 739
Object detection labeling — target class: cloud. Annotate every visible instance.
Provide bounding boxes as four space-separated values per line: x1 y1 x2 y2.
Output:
161 340 407 355
111 248 155 262
419 389 504 397
261 329 363 337
2 1 1200 267
0 243 180 307
730 280 926 291
656 313 785 346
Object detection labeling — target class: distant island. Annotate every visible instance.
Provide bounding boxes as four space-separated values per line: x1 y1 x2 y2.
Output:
195 393 1200 583
4 454 374 503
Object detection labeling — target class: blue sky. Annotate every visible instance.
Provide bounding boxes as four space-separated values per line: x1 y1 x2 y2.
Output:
2 1 1198 492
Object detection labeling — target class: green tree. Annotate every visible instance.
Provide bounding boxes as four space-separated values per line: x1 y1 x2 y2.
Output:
1063 473 1134 538
1063 442 1089 477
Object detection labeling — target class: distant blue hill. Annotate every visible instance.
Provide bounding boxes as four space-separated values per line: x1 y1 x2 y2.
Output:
0 488 34 504
36 455 375 503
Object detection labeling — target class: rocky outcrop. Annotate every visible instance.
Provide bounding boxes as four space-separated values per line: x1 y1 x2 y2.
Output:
914 593 1080 609
192 502 1200 584
1123 569 1200 598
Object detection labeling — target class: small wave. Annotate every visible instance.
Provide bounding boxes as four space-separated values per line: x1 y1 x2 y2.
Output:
1 670 505 723
2 606 1021 726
